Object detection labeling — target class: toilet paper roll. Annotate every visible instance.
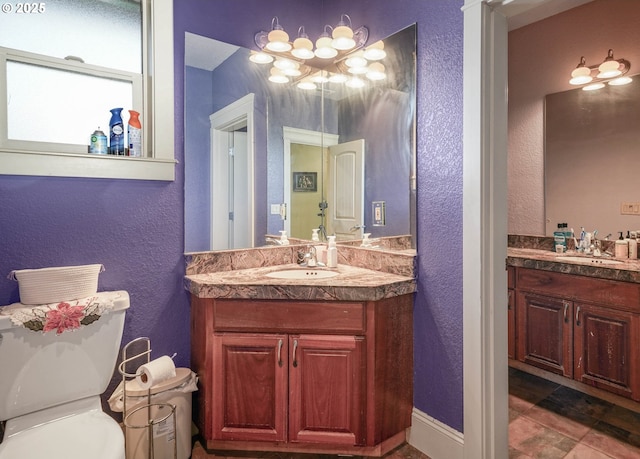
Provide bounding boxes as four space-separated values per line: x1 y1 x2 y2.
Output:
135 355 176 390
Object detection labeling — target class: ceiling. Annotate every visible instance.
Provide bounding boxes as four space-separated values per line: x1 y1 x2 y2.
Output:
185 32 239 71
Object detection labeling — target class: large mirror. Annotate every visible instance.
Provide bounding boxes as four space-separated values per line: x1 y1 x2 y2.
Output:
184 25 416 252
545 75 640 239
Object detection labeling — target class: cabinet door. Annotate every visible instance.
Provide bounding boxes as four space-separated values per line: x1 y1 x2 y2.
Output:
508 289 516 360
212 333 287 442
288 335 365 446
517 291 573 378
573 303 639 399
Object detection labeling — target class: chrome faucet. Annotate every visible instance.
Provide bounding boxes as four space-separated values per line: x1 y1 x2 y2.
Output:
298 245 323 267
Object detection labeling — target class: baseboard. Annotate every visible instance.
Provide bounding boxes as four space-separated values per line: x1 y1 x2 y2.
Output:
407 408 464 459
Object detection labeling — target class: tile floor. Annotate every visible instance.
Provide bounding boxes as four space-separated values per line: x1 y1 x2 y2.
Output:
191 442 431 459
190 368 640 459
509 367 640 459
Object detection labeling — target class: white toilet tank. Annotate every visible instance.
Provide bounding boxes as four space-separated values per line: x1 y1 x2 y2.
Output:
0 291 130 422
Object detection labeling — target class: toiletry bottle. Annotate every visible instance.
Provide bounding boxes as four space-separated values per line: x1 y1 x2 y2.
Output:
327 235 338 268
627 231 637 259
279 230 289 245
89 127 107 155
109 108 125 155
553 223 567 252
311 229 320 242
361 233 372 247
127 110 142 157
615 232 628 258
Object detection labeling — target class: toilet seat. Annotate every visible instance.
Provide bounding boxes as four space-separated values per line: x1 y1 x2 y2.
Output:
0 407 124 459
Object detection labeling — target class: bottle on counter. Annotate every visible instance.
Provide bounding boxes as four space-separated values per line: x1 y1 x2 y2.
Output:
89 127 107 155
127 110 142 157
553 223 567 252
615 232 628 259
109 108 125 155
628 231 638 259
326 235 338 268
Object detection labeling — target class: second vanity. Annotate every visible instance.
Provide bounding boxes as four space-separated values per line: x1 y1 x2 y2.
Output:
185 243 416 456
508 240 640 402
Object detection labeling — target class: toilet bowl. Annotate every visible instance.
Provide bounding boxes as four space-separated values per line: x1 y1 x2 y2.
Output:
0 291 130 459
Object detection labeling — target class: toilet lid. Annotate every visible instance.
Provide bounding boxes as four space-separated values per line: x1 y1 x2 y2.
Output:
0 409 124 459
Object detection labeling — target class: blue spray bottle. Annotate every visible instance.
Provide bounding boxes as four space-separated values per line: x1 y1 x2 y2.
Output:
109 108 125 155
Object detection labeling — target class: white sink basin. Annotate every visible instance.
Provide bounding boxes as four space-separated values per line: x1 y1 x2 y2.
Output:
265 269 339 280
556 256 623 266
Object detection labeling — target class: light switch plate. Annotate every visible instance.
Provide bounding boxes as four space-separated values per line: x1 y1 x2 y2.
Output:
372 201 386 226
270 204 281 215
621 202 640 215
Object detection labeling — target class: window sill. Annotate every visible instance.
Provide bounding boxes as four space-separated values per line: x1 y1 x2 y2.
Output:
0 150 176 181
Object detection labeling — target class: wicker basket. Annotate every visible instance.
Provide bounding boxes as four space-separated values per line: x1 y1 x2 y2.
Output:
9 264 104 305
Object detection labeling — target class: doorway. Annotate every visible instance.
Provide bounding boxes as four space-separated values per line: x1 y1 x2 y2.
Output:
283 127 338 240
209 94 255 250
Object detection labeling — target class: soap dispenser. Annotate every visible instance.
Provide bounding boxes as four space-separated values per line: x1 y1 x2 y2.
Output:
311 228 320 242
279 230 289 245
615 232 628 258
327 235 338 268
360 233 372 247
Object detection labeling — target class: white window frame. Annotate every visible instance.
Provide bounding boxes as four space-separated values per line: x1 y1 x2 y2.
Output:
1 47 143 154
0 0 175 181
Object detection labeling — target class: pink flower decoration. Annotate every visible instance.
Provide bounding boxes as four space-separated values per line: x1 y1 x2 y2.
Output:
44 302 86 334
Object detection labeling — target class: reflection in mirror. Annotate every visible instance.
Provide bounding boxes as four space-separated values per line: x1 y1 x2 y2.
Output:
545 75 640 238
184 25 416 253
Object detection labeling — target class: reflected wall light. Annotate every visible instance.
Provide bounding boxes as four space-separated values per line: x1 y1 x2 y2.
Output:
251 14 385 90
568 49 631 91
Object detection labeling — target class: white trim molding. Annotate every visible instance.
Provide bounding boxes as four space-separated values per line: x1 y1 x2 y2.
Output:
408 408 464 459
462 0 509 458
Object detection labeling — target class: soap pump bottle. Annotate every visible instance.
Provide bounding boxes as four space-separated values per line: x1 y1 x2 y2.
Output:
615 232 628 258
327 235 338 268
311 228 320 242
279 230 289 245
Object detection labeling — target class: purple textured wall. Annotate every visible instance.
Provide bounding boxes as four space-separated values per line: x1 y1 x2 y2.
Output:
0 175 189 402
175 0 465 431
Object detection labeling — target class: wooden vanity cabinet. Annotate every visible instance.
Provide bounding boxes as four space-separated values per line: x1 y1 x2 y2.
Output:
513 267 640 400
507 267 516 360
190 294 413 456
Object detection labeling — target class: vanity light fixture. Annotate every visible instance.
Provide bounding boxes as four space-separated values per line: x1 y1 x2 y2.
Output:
265 17 291 53
315 25 339 59
569 49 631 91
251 15 386 90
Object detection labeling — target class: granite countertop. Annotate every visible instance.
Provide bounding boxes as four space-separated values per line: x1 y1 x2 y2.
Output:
185 263 416 302
508 248 640 283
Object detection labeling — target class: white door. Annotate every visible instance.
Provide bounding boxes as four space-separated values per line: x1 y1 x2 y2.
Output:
327 139 365 240
210 94 254 250
230 131 249 248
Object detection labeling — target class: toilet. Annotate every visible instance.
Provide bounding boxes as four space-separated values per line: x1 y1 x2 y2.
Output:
0 291 130 459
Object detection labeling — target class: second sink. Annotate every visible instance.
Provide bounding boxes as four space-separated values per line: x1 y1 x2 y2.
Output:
265 269 339 280
556 256 623 266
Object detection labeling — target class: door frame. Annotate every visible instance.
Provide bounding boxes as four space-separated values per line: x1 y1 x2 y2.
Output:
282 126 339 236
209 93 255 250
